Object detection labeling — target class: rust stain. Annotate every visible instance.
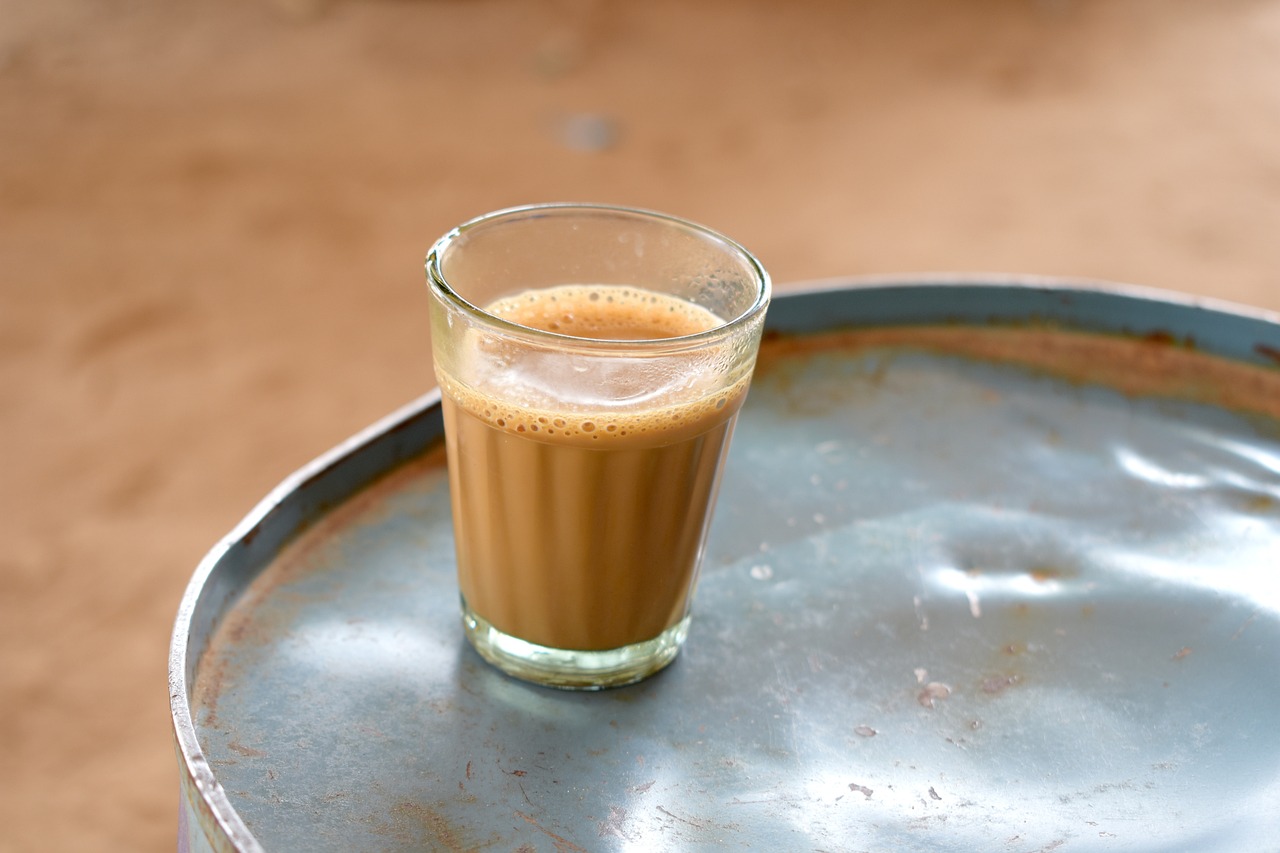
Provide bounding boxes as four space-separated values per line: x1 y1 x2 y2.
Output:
272 444 450 586
388 801 470 852
1255 342 1280 365
226 740 265 758
1172 647 1192 661
516 811 588 853
240 523 262 547
1028 564 1074 583
1244 494 1276 512
188 445 449 735
1140 329 1185 347
191 655 227 731
755 325 1280 422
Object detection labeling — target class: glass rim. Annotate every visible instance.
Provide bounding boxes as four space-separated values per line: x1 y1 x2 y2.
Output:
425 202 771 352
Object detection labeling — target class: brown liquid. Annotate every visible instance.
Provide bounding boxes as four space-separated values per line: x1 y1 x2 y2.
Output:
437 285 748 651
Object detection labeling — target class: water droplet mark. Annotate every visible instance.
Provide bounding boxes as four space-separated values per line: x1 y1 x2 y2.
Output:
918 682 951 708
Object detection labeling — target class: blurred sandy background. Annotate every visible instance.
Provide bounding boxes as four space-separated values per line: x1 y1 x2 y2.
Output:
2 0 1278 849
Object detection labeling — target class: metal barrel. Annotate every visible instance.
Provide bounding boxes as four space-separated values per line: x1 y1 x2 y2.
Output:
172 277 1280 852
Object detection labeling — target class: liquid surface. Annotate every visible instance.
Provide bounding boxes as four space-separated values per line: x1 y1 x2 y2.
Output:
486 284 722 340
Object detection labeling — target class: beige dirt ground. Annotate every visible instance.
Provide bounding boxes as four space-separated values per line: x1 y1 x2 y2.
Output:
2 0 1279 849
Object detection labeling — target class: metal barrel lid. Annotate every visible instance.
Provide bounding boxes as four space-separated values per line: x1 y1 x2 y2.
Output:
171 277 1280 852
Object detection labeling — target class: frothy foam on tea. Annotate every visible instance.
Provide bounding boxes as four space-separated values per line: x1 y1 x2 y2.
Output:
486 284 722 340
441 284 742 446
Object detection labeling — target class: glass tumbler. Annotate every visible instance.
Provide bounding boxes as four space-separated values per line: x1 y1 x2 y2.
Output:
426 203 770 689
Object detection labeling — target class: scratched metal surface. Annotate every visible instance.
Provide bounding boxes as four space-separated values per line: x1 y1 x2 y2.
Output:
173 278 1280 852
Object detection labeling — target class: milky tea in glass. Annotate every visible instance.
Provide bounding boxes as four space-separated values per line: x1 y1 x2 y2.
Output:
426 204 770 689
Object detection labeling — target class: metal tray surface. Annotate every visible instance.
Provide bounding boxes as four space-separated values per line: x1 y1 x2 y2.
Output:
172 278 1280 852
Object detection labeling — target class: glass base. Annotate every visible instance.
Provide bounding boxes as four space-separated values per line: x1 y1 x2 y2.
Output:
460 602 689 690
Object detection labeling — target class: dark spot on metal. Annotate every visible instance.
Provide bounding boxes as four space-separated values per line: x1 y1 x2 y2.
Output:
516 811 589 853
928 786 942 801
1231 613 1258 641
387 802 471 851
848 783 873 798
1255 342 1280 365
1244 494 1276 512
1138 329 1197 350
1028 564 1072 582
240 523 262 547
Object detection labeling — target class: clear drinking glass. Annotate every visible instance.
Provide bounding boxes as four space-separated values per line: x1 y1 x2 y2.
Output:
426 203 770 689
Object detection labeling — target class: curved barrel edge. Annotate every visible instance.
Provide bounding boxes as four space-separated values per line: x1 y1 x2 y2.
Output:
169 388 445 853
